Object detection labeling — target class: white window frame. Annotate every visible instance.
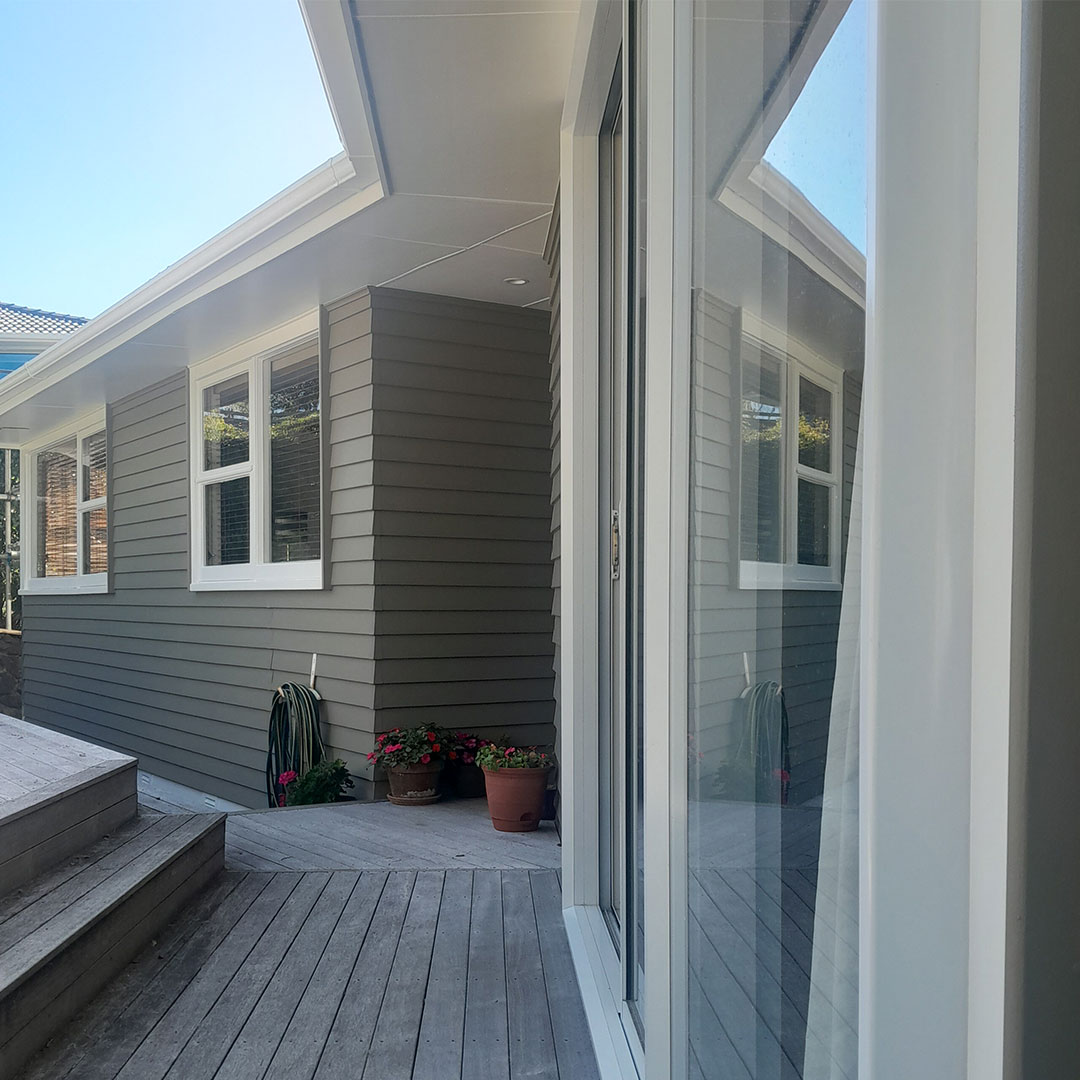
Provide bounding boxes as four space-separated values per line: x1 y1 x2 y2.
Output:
737 311 844 591
188 311 323 592
21 408 109 595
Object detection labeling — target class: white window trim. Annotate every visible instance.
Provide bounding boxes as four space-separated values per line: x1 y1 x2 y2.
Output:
21 408 109 596
188 310 323 592
737 310 844 591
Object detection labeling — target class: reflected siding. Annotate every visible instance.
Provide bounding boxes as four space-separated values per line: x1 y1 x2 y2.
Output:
689 290 862 809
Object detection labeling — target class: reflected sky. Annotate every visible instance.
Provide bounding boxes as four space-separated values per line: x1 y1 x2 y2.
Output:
764 0 867 253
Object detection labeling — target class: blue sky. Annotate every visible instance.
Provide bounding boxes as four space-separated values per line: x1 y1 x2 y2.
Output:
764 0 867 253
1 0 342 319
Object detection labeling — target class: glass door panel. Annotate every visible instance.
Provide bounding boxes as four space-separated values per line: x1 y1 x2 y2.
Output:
687 0 867 1076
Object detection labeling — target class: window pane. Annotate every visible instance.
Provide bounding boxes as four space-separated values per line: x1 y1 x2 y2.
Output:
203 373 249 470
739 346 784 563
82 506 108 574
205 477 249 565
36 439 77 577
799 375 833 472
798 478 831 565
82 430 107 501
269 351 320 563
689 1 866 1076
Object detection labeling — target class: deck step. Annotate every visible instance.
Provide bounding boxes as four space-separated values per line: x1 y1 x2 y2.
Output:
0 811 224 1080
0 717 138 896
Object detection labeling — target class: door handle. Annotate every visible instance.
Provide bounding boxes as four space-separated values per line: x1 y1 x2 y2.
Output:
611 509 620 581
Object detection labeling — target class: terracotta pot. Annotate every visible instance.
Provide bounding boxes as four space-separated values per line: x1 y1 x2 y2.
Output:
454 762 487 799
386 761 444 806
482 766 552 832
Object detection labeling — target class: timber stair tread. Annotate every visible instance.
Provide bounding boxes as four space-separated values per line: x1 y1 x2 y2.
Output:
0 811 225 1080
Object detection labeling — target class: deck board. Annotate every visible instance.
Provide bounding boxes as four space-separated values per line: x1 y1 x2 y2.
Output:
462 870 509 1080
15 867 599 1080
221 798 559 872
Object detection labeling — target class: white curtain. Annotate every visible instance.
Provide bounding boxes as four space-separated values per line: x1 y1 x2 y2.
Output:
803 419 862 1080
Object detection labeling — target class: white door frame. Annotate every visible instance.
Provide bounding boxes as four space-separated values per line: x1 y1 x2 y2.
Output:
558 2 1026 1078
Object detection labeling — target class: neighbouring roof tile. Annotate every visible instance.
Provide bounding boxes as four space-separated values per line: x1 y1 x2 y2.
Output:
0 301 88 336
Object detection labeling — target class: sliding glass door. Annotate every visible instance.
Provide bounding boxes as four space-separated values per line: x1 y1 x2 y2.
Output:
686 1 866 1076
598 26 646 1041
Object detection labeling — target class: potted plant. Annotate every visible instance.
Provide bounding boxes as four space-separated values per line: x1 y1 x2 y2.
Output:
445 731 489 798
368 725 447 805
278 759 354 806
476 743 552 832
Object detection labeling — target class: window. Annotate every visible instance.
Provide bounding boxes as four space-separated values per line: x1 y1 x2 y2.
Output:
22 412 109 594
738 316 843 589
190 317 322 590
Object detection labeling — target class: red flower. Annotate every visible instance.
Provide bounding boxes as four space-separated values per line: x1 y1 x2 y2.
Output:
421 753 431 764
448 750 458 760
376 734 387 745
426 731 437 743
432 743 441 753
367 752 376 762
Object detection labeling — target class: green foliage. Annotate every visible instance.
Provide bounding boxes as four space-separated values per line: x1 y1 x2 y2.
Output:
476 743 551 770
368 725 448 768
741 414 830 454
283 759 354 806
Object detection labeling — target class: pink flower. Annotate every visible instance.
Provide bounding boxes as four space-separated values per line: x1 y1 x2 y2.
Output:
421 753 431 764
367 752 377 762
278 770 298 786
384 743 403 753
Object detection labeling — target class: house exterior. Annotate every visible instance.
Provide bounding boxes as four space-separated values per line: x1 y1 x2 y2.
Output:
0 302 87 705
2 2 1078 1079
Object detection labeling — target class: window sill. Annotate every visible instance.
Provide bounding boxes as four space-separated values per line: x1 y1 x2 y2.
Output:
738 561 841 591
21 575 110 596
189 562 323 592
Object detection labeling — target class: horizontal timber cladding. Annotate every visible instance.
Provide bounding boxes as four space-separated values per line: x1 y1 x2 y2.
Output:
366 287 556 750
20 286 556 807
544 195 562 767
689 289 863 809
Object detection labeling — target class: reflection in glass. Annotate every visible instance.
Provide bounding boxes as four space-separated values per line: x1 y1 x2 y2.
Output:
740 346 784 564
799 377 832 472
205 477 249 565
797 479 830 565
36 439 77 577
689 1 865 1076
82 506 108 575
82 430 107 501
203 373 249 470
269 351 320 563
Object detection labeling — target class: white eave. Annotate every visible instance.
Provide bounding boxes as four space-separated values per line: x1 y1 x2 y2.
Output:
0 154 380 436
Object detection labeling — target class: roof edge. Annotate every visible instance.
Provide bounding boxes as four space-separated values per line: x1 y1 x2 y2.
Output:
0 154 383 419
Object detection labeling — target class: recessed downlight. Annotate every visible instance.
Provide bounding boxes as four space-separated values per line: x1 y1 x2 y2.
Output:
503 277 529 286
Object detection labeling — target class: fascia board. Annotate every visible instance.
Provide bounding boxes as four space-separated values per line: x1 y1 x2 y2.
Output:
299 0 389 192
0 156 382 418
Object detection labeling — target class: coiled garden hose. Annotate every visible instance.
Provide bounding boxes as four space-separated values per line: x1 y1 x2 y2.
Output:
266 682 326 807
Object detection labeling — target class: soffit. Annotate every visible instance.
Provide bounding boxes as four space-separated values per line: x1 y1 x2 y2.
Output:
351 0 578 203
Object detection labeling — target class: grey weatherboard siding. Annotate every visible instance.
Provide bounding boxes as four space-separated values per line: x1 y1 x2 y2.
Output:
21 287 556 807
689 289 863 808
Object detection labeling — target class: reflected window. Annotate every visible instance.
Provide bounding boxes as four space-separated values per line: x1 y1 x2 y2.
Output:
738 330 842 587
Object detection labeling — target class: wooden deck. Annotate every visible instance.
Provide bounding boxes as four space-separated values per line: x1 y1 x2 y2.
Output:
18 868 599 1080
0 714 130 808
223 799 561 872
